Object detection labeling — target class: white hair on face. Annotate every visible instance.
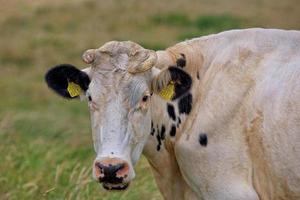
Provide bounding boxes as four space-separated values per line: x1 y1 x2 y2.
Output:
87 53 155 183
128 79 148 108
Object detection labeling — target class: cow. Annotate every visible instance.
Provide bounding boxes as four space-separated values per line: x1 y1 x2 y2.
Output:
45 28 300 200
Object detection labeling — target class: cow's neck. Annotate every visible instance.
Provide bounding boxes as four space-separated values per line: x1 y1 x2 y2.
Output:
143 40 205 160
142 39 214 199
142 93 192 199
147 94 187 152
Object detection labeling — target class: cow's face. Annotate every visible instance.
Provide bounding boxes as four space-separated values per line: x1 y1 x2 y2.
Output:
45 41 191 190
87 68 153 190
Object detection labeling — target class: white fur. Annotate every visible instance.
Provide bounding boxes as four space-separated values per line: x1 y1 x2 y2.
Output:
82 29 300 199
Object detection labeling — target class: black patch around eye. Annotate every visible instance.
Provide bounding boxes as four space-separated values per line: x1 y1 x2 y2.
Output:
45 64 90 99
88 95 92 101
169 125 176 137
167 103 176 121
168 66 192 100
199 133 208 146
178 93 193 115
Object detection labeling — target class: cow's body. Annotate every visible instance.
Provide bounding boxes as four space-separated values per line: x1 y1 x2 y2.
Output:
45 28 300 200
143 28 300 200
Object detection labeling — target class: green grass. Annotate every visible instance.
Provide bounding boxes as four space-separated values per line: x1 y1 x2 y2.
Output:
195 14 241 30
151 13 192 26
0 101 160 200
149 12 243 40
0 0 299 199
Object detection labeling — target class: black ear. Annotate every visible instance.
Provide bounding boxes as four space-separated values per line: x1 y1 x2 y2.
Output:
45 64 90 99
168 66 192 100
152 66 192 101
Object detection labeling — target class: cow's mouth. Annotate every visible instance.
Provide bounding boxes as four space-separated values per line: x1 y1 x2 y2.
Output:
102 182 130 191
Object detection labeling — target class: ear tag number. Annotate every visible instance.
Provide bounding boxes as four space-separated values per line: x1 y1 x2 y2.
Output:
67 82 82 97
158 81 175 100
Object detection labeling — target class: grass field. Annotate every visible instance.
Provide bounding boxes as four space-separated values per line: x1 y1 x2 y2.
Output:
0 0 299 199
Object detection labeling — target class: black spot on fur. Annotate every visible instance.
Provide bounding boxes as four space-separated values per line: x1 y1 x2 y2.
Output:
45 64 90 98
199 133 208 146
177 117 181 127
167 103 176 121
151 128 155 136
177 117 181 124
168 66 192 100
156 125 162 151
150 121 155 136
178 93 193 115
176 54 186 68
197 71 200 80
160 125 166 140
169 125 176 137
156 134 162 151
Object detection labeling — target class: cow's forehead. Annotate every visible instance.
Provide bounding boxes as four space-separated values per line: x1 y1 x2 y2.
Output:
86 40 154 105
89 70 151 107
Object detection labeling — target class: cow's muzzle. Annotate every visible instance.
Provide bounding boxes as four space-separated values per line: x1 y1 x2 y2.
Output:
94 158 130 190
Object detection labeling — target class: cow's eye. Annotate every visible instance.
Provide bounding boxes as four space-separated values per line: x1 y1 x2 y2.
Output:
142 95 149 102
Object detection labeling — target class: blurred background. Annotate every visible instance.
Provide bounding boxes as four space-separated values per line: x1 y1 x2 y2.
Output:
0 0 299 199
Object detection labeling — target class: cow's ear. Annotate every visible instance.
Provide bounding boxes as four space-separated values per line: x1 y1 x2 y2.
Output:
151 66 192 101
45 64 91 99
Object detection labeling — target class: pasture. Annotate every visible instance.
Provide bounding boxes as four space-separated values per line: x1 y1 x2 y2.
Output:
0 0 299 199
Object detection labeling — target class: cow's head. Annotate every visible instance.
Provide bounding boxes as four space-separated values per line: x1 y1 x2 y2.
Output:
45 41 191 190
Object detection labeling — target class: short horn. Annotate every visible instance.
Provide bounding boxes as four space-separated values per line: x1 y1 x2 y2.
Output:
128 50 157 74
82 49 96 64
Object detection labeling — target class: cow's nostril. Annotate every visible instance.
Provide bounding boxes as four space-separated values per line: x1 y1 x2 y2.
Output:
95 162 104 173
99 163 125 175
111 163 125 173
95 161 128 184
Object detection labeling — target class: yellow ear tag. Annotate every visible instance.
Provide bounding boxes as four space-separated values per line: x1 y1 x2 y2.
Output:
67 82 82 97
158 81 175 100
